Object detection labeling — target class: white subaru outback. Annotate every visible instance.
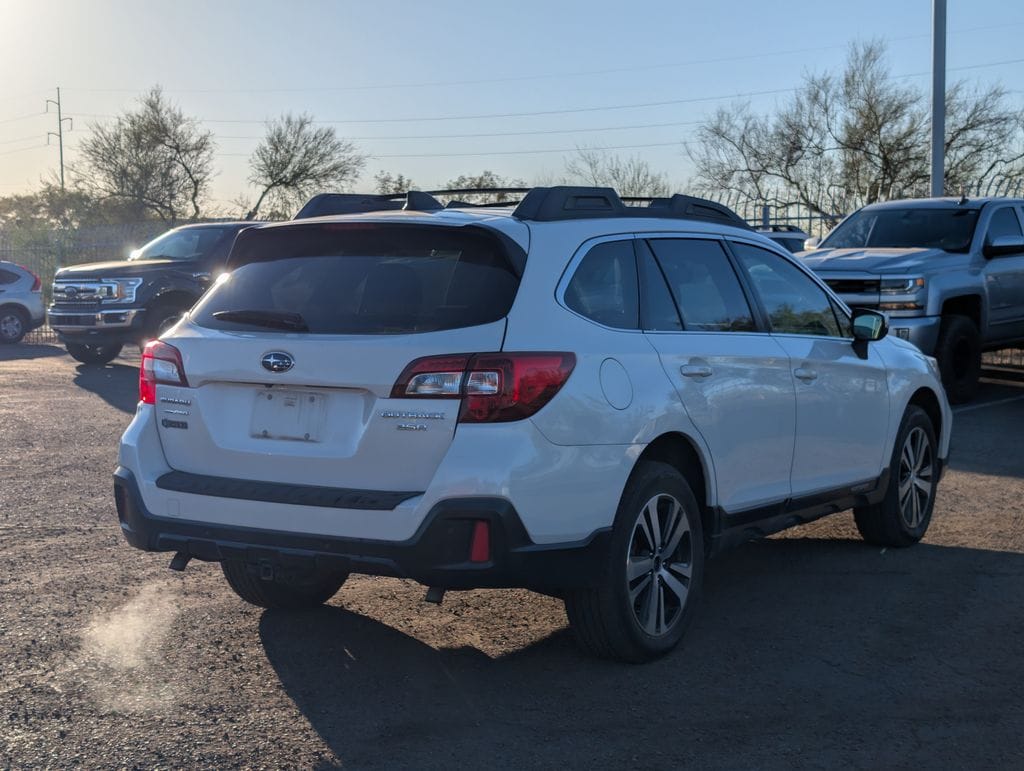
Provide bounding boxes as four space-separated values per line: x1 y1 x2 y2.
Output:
115 187 952 662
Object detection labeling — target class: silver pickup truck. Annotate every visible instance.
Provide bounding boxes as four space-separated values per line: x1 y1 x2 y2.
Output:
802 197 1024 403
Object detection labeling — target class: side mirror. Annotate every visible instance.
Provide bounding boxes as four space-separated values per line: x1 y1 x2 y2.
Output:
852 309 888 342
983 234 1024 258
127 248 142 261
803 236 821 251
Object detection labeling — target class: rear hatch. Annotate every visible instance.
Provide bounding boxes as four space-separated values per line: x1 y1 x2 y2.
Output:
154 221 523 493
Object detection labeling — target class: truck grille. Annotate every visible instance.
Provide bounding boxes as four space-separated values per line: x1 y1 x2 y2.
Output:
824 278 880 294
52 281 116 305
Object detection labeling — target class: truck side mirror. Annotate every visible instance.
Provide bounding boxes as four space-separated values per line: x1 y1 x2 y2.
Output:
983 234 1024 258
803 236 821 251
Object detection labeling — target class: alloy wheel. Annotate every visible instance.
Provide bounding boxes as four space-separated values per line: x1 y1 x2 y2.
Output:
1 312 24 341
898 426 934 529
626 493 693 637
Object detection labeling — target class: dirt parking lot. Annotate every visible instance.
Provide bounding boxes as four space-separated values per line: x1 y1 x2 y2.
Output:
1 345 1023 769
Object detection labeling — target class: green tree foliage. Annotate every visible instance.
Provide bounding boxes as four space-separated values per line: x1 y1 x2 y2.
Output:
246 113 366 219
77 87 215 224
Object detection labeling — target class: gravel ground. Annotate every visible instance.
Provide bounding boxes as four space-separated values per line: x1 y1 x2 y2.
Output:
1 344 1023 769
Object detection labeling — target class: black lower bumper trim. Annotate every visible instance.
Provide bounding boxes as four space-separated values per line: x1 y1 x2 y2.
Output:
156 470 421 511
115 466 611 592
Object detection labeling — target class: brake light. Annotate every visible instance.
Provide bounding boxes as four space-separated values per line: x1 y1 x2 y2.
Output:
16 265 40 292
139 340 188 405
391 352 576 423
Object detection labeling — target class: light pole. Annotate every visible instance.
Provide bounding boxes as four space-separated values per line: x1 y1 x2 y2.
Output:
931 0 946 197
46 87 72 191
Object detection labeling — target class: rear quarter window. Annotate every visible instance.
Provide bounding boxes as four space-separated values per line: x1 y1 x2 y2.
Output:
194 224 520 335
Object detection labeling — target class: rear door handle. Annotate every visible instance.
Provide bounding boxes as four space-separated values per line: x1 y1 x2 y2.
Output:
794 367 818 382
681 364 713 378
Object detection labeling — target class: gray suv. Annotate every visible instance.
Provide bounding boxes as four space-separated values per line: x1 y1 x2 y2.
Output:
802 197 1024 402
0 261 45 344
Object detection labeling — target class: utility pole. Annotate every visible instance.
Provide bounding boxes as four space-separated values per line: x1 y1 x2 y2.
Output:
931 0 946 197
46 87 72 191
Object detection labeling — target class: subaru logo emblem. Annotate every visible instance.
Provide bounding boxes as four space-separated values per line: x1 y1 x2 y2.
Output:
261 352 294 373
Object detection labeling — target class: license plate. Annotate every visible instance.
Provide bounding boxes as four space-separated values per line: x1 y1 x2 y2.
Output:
250 390 325 442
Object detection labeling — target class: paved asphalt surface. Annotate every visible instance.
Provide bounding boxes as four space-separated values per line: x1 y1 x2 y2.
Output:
1 344 1023 769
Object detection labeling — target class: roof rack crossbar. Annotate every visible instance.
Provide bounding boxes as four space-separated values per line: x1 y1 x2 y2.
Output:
511 187 750 227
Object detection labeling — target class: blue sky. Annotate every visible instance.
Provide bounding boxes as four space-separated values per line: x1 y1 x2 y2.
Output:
1 0 1023 211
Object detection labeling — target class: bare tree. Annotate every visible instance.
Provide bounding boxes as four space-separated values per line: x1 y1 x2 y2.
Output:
440 170 527 202
77 87 215 224
564 148 672 197
246 113 366 220
373 171 416 194
689 40 1024 218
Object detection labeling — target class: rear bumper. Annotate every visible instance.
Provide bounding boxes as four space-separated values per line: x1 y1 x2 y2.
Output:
114 465 612 592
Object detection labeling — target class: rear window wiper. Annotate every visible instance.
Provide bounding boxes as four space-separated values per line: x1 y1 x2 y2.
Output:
211 309 309 332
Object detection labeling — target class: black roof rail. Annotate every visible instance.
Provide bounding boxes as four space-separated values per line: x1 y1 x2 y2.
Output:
511 186 750 228
293 193 405 219
295 186 750 228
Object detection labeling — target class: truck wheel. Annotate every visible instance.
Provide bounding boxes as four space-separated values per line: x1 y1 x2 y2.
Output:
854 405 938 547
934 314 981 404
221 559 348 610
65 342 123 365
143 299 192 343
563 461 704 663
0 307 27 344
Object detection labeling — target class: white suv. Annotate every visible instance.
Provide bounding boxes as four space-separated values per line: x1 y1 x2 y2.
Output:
115 187 952 662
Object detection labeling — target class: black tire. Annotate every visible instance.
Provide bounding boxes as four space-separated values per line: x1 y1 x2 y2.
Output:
854 405 939 548
0 306 28 344
142 299 191 343
221 559 348 610
65 342 123 365
934 314 981 404
564 460 705 663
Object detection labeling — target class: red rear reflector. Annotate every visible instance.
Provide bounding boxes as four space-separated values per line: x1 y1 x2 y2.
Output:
469 520 490 563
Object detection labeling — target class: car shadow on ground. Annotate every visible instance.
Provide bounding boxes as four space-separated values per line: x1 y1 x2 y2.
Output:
258 538 1024 769
72 362 139 414
0 343 66 361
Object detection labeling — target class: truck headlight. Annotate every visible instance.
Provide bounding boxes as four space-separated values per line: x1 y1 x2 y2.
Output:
110 277 143 302
880 277 925 294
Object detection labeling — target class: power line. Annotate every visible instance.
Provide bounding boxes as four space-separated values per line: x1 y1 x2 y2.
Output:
216 119 707 142
0 133 43 146
53 21 1024 96
66 55 1024 130
0 110 44 126
0 143 47 157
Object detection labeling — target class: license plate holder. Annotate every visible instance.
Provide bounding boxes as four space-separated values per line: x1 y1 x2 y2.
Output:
250 390 325 442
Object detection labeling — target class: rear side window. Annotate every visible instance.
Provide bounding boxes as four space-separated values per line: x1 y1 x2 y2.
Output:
647 239 755 332
564 240 639 330
193 224 520 335
986 207 1022 241
731 242 842 338
0 268 19 285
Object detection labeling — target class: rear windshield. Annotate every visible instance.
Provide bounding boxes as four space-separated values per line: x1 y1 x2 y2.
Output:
192 223 521 335
821 207 979 252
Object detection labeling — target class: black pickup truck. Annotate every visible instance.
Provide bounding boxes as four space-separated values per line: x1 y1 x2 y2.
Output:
48 222 260 364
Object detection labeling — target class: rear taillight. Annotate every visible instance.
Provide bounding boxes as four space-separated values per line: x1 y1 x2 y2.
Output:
391 352 576 423
16 265 41 292
140 340 188 405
